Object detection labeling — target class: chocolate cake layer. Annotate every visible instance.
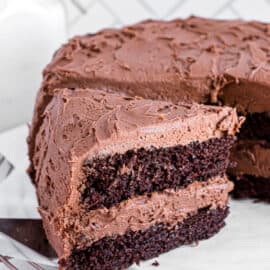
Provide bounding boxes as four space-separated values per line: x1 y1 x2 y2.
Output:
82 136 234 210
239 112 270 142
28 17 270 181
229 140 270 178
60 207 228 270
230 174 270 202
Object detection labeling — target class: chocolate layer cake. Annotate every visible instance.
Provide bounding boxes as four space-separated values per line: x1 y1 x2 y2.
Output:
28 16 270 201
31 88 241 269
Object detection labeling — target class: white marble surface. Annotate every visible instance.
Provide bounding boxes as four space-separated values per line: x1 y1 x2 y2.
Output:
0 125 269 269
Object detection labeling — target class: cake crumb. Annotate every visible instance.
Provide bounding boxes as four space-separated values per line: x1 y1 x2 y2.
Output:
190 240 199 247
152 260 159 267
158 114 165 120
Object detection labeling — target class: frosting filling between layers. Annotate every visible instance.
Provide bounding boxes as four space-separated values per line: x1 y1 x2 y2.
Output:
218 82 270 115
69 175 232 249
81 136 234 210
229 140 270 178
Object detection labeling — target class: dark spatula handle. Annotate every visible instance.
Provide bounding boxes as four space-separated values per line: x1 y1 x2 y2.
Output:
0 219 56 258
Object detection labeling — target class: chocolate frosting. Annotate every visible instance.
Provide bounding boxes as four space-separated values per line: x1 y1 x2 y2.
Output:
32 89 241 257
229 140 270 178
28 16 270 177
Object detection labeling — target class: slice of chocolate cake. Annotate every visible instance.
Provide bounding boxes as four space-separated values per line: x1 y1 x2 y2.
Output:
32 89 242 269
28 17 270 202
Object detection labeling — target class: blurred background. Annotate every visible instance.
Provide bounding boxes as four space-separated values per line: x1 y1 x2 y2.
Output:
1 0 270 131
